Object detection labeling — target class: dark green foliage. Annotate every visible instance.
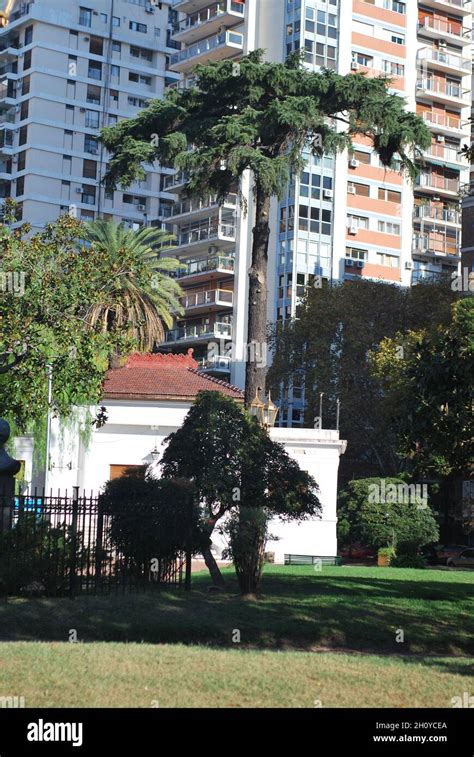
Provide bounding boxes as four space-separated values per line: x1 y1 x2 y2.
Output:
338 477 439 554
391 554 427 569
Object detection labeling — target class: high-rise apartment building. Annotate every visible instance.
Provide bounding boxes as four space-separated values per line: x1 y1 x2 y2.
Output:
0 0 178 231
164 0 471 426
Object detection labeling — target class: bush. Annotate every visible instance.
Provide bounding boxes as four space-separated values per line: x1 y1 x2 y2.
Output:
391 554 427 569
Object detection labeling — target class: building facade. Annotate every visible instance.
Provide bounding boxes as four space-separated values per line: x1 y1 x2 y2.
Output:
0 0 179 231
164 0 472 425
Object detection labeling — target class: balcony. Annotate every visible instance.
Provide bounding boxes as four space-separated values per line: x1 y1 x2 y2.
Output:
173 253 235 284
162 171 190 193
417 47 471 75
418 17 471 46
418 0 472 18
416 78 470 107
173 1 245 45
180 287 233 314
169 30 244 73
414 204 460 225
198 355 231 375
416 172 460 196
420 110 467 137
165 320 233 344
413 233 459 258
169 192 238 220
423 142 465 168
173 0 215 11
0 129 14 155
173 216 236 253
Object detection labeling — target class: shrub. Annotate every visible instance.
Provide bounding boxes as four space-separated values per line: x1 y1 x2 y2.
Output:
391 554 427 569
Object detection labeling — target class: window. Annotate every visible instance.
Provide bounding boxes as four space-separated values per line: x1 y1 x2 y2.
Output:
100 12 108 23
378 188 402 203
112 16 121 27
129 21 147 33
19 126 27 146
23 50 31 70
81 185 96 205
378 220 401 235
22 75 30 95
84 134 99 154
346 248 367 261
79 7 92 27
24 25 33 45
110 89 119 104
111 65 120 79
20 100 29 121
83 159 97 179
391 34 405 45
376 252 399 267
86 84 101 105
352 150 370 165
347 214 369 229
129 72 151 86
16 175 25 197
353 52 373 68
88 61 102 80
383 60 405 76
89 37 104 56
85 110 100 128
348 182 370 197
383 0 406 12
112 41 121 54
17 151 26 171
128 96 147 108
298 204 332 235
130 46 153 62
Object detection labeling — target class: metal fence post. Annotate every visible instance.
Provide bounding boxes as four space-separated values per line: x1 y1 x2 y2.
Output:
69 487 79 599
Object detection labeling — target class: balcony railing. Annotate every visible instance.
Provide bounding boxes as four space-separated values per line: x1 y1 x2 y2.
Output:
173 254 235 278
416 79 469 102
174 1 245 35
180 288 233 309
418 16 470 40
175 222 236 247
424 144 464 165
170 30 244 68
416 173 460 193
170 193 237 218
413 233 459 256
166 321 233 342
414 205 460 224
417 47 471 72
421 111 463 131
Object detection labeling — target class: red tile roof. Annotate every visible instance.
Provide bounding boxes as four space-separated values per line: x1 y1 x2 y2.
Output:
103 350 244 402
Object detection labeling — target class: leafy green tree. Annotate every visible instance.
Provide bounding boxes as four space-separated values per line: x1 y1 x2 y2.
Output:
160 391 320 593
268 279 456 487
338 478 439 555
0 211 181 431
82 220 183 351
101 51 431 405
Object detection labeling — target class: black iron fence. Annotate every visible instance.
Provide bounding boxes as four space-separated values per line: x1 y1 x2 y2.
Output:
0 488 187 598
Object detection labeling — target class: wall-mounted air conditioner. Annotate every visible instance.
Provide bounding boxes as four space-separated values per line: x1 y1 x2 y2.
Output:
76 187 84 194
405 261 413 270
348 225 357 235
351 61 358 71
347 185 356 194
356 260 365 268
436 135 445 143
323 189 333 199
137 204 146 211
349 159 359 169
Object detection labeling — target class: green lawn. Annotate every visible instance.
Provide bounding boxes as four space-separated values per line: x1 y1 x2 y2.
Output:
1 566 473 707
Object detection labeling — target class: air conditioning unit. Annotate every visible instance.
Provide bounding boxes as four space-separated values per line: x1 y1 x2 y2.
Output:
436 135 445 143
405 261 413 270
351 61 358 71
83 37 90 42
348 225 358 235
356 260 365 268
76 187 84 194
323 189 333 199
349 159 359 169
439 40 447 48
345 259 356 267
137 204 146 211
347 184 356 194
145 3 156 12
80 107 86 113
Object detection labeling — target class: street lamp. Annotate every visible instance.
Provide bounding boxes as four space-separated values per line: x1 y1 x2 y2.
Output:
249 389 279 428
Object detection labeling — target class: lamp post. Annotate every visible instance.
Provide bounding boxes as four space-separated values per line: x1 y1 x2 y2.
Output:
249 388 279 429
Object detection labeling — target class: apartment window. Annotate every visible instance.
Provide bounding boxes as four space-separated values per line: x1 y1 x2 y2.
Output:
353 52 373 68
62 155 72 175
19 126 27 146
383 0 406 12
85 110 100 128
22 75 30 95
110 89 119 104
23 50 32 70
130 46 153 62
154 28 161 37
81 185 96 205
352 150 370 165
88 61 102 80
108 114 118 125
346 248 367 261
111 65 120 79
16 175 25 197
83 159 97 179
24 26 33 45
299 171 332 200
298 205 332 235
129 21 147 33
123 194 146 206
20 100 29 121
376 252 399 267
378 188 401 203
86 84 101 105
347 214 369 229
391 34 405 45
348 181 370 197
112 16 121 27
383 60 405 76
378 220 401 235
128 96 147 108
79 7 92 27
100 13 108 23
112 41 121 54
84 134 99 154
129 72 151 86
89 37 104 56
17 151 26 171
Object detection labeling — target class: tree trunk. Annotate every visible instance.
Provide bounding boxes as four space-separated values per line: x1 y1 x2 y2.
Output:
245 186 271 407
201 542 226 589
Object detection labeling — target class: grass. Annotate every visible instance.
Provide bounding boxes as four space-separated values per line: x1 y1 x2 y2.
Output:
1 566 473 656
1 566 473 707
0 642 472 708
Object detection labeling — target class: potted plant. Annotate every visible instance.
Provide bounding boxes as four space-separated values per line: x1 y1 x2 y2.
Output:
378 546 396 567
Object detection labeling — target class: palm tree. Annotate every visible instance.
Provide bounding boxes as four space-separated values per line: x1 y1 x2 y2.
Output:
82 220 183 351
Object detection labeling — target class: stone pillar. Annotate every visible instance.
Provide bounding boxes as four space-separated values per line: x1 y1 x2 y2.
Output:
0 419 21 533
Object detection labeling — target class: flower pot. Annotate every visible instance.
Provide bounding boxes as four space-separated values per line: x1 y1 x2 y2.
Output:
378 554 391 567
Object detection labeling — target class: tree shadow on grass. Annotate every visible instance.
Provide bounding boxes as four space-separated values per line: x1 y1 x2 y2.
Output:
0 571 473 659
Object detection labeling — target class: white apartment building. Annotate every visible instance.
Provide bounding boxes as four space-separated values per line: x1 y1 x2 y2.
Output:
0 0 179 230
163 0 472 426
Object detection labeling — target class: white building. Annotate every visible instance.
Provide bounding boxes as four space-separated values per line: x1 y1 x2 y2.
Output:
14 350 346 562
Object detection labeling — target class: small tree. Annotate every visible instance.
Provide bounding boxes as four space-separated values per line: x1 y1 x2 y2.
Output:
160 391 321 594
